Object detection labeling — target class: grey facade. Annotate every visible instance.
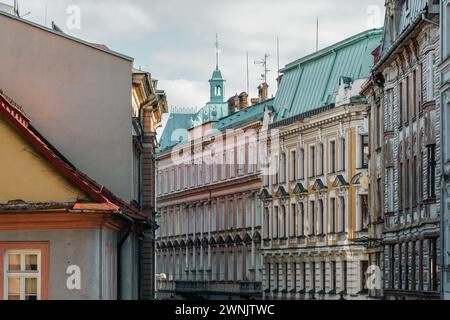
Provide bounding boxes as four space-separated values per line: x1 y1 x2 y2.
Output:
0 229 141 300
0 11 134 203
440 0 450 300
364 0 442 300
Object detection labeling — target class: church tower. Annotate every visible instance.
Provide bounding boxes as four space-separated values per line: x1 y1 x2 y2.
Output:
209 34 225 103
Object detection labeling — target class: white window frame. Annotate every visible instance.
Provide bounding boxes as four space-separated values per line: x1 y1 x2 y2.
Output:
4 250 41 301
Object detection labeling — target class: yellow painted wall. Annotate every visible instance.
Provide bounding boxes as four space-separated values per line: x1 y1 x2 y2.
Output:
0 117 89 204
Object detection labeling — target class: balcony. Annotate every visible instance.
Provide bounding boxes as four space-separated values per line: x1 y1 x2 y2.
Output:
159 280 262 295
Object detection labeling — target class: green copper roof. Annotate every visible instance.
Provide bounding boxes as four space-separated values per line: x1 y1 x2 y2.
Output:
192 102 229 127
214 98 274 131
211 68 224 80
156 112 194 153
273 29 382 124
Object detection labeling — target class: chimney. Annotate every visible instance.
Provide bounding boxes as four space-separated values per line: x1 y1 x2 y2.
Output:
228 94 240 115
238 92 248 110
258 82 269 103
250 98 259 106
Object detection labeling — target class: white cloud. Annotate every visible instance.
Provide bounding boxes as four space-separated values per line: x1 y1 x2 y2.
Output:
159 79 209 110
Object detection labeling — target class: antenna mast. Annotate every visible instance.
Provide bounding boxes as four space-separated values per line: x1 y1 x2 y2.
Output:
215 33 220 70
255 54 270 84
316 17 319 52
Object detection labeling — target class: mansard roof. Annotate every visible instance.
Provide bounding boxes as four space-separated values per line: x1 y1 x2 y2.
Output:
272 29 382 125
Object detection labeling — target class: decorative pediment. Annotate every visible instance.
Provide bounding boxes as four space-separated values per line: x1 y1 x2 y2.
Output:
253 231 262 244
235 234 243 245
275 186 289 198
351 173 362 185
217 236 225 245
243 233 252 244
160 241 166 249
167 241 173 249
187 239 194 247
194 238 201 247
180 240 186 247
293 183 308 196
332 175 349 188
225 235 234 245
209 237 217 245
156 242 161 249
173 240 179 248
312 179 327 192
202 237 209 246
259 188 272 200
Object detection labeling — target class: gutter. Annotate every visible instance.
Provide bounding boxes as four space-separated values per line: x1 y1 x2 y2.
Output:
116 211 135 300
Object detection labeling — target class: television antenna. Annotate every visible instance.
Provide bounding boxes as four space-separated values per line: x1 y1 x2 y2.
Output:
13 0 31 18
254 54 270 83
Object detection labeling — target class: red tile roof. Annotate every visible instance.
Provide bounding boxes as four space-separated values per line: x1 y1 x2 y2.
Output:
0 89 146 222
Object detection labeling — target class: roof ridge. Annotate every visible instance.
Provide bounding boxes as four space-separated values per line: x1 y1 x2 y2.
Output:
283 28 383 71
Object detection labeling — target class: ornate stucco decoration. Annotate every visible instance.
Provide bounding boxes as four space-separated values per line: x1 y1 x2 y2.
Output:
293 182 308 201
312 179 328 195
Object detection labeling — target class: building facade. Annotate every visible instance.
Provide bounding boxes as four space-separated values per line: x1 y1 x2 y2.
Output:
0 90 147 300
155 62 273 299
132 70 168 299
362 0 441 300
440 0 450 300
261 30 382 300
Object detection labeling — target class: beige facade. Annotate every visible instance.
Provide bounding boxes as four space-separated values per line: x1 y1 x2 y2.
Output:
261 82 371 300
155 100 272 299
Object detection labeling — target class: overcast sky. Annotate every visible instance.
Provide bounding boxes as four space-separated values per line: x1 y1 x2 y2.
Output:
4 0 385 110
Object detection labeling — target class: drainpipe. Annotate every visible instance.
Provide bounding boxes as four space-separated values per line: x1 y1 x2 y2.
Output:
117 212 134 300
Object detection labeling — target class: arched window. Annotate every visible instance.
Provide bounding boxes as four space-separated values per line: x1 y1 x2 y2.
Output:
216 86 222 96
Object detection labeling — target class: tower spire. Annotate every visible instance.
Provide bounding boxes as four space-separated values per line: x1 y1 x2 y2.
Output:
215 33 219 70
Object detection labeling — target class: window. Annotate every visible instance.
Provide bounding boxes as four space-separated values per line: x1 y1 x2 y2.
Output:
413 69 418 117
338 197 346 233
248 142 255 174
399 81 404 125
245 197 252 228
427 53 435 102
309 201 315 236
222 152 227 180
238 146 244 176
237 198 243 229
427 145 436 198
230 149 235 178
318 144 324 176
273 155 279 185
290 203 296 238
298 203 305 237
177 166 181 191
399 160 404 210
386 89 394 131
211 203 217 232
444 2 450 59
329 141 336 173
309 146 315 177
429 238 438 291
4 251 40 300
321 262 326 291
317 200 324 235
331 261 336 292
228 199 234 229
280 206 286 239
298 148 305 179
339 138 346 171
219 200 225 230
387 168 395 212
329 198 336 233
360 195 369 231
361 135 369 168
343 260 347 292
264 208 270 239
290 150 297 181
198 162 203 186
406 76 410 124
311 262 316 291
406 158 410 209
280 153 286 183
360 261 369 292
273 207 279 239
184 164 188 189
